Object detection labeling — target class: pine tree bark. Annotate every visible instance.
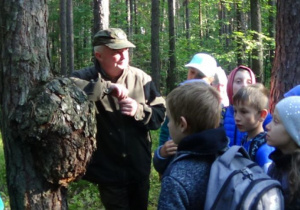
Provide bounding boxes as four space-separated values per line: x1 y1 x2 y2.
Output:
60 0 67 76
250 0 263 82
236 1 244 65
151 0 161 91
167 0 177 93
0 1 96 208
67 0 74 75
93 0 110 34
269 0 300 113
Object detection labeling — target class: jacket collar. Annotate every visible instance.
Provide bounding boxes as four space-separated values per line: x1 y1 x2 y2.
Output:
177 127 229 155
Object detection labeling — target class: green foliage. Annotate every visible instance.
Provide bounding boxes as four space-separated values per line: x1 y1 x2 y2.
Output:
47 0 276 88
67 180 103 209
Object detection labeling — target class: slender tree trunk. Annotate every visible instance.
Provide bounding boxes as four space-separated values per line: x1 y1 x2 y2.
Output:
167 0 176 93
185 0 190 40
268 0 276 68
60 0 67 76
93 0 110 35
199 2 203 41
67 0 74 75
236 0 244 65
151 0 161 90
250 0 263 82
134 0 138 35
269 0 300 113
160 0 166 32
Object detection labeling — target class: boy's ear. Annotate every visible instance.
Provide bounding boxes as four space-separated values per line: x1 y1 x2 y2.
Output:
179 116 188 133
259 109 268 122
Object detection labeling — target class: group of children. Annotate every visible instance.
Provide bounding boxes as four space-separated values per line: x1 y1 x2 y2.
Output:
155 53 300 209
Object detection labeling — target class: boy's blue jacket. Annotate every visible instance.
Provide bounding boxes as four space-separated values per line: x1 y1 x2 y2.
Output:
158 128 228 209
223 105 272 146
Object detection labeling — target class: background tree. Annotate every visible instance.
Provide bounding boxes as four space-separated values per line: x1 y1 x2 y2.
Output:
151 0 161 90
250 0 263 82
167 0 177 93
60 0 67 75
269 0 300 113
67 0 74 74
93 0 110 34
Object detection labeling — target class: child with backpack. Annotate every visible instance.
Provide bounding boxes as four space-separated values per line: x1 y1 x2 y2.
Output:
266 96 300 209
233 83 275 172
222 65 272 146
153 53 220 176
158 82 229 209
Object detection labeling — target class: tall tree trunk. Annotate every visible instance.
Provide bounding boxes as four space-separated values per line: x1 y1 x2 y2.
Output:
250 0 263 82
134 0 138 35
199 1 203 39
185 0 190 40
269 0 300 113
151 0 161 90
0 1 96 208
93 0 110 35
167 0 177 93
236 0 244 65
268 0 276 68
0 1 60 208
67 0 74 75
60 0 67 76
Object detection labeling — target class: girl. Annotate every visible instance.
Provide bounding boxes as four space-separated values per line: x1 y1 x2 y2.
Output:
266 96 300 209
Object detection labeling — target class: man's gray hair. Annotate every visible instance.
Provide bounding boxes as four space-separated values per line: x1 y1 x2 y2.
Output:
94 45 105 53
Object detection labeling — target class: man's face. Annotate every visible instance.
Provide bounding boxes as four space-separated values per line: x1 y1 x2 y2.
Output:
95 46 129 79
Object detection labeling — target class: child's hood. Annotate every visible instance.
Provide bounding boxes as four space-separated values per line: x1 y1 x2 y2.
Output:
227 65 256 105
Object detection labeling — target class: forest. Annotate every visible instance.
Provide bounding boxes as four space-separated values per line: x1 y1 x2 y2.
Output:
48 0 276 93
0 0 300 209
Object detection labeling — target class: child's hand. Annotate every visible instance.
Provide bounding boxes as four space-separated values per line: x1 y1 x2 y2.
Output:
160 140 178 158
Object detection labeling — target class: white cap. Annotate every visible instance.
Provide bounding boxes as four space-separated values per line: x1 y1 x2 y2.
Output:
185 53 217 78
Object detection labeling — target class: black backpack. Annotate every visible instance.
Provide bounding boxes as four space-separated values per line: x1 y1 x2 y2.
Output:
204 146 284 210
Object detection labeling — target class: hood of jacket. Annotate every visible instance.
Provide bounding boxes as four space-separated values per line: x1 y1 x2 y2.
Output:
227 65 256 105
177 127 229 155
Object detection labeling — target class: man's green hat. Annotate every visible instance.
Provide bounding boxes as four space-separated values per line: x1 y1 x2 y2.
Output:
93 28 136 49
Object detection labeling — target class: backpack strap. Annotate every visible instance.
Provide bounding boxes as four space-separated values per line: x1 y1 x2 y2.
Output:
219 146 250 167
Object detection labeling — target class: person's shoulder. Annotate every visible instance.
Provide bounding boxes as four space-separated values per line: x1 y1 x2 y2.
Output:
128 66 151 77
71 66 97 80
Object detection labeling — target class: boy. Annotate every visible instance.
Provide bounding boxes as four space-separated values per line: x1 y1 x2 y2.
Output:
233 83 274 172
158 82 228 209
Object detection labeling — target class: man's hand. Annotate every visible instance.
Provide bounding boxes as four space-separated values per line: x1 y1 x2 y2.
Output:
118 97 138 116
160 140 178 158
109 83 128 100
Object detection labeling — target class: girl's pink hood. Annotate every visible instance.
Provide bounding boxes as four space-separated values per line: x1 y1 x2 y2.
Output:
227 65 256 105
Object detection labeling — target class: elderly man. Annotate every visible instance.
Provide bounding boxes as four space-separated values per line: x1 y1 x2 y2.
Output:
71 28 166 210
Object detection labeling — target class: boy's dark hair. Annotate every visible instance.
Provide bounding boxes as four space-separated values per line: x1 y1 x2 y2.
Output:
233 83 269 111
166 82 221 134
